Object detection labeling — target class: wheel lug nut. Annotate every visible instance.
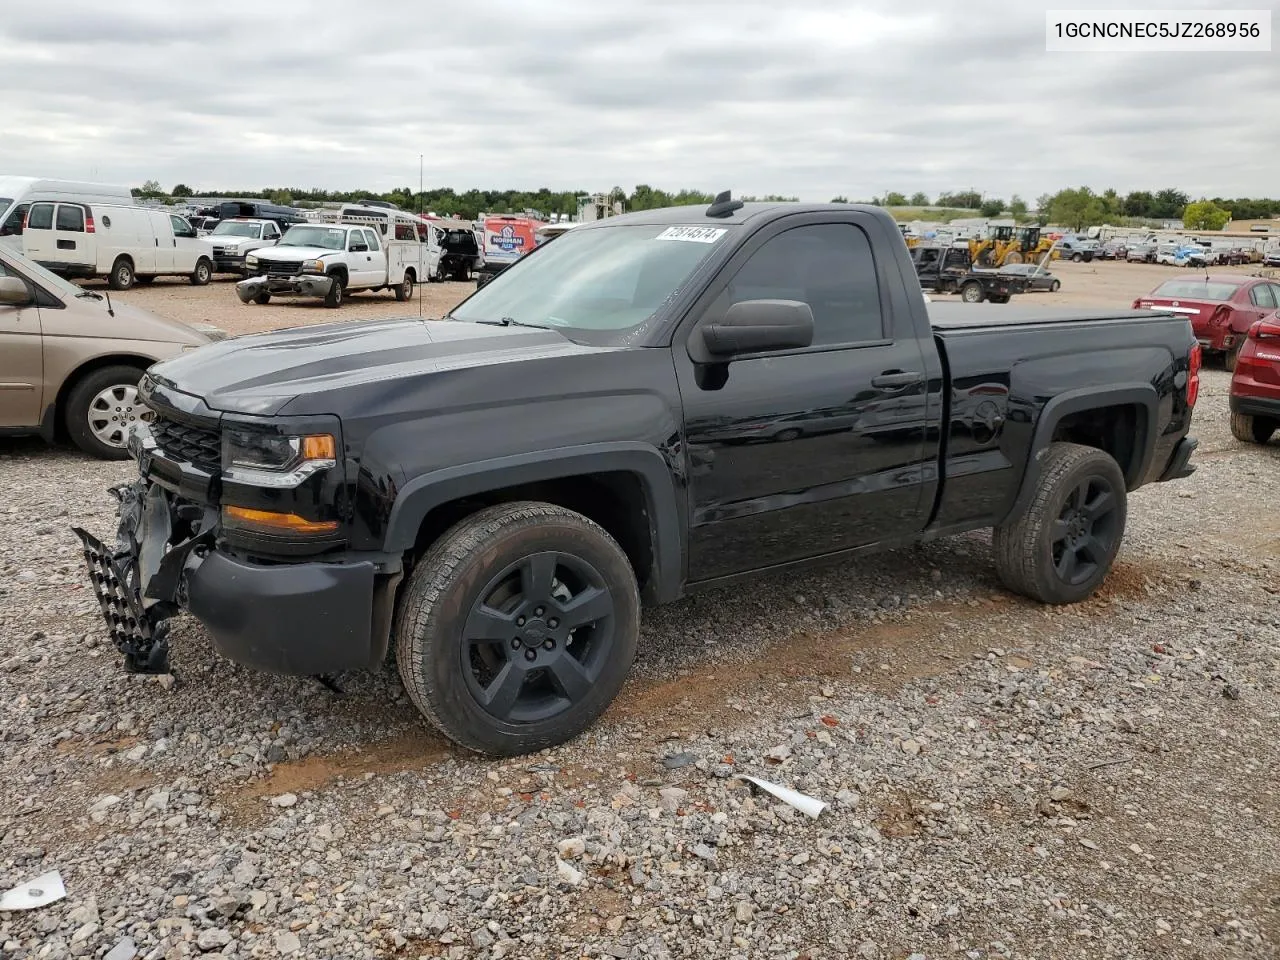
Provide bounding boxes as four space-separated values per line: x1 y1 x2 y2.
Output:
517 616 525 626
534 606 544 617
524 649 536 661
548 618 559 628
511 638 521 649
543 639 554 650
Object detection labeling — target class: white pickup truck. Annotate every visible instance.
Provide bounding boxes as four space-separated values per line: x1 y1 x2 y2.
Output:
235 220 427 307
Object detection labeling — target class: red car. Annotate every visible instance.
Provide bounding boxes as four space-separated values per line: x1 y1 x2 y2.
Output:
1229 312 1280 445
1133 275 1280 370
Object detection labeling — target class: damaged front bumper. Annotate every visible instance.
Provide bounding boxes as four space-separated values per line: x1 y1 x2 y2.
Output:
74 474 379 677
235 273 333 303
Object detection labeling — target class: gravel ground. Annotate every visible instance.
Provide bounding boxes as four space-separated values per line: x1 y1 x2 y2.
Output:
1 301 1278 957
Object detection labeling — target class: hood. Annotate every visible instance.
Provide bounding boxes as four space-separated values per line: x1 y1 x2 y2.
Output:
210 235 261 248
145 316 614 416
42 293 212 346
251 244 333 261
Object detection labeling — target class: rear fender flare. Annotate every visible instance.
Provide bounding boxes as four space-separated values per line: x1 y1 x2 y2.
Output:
1002 384 1159 525
384 442 684 603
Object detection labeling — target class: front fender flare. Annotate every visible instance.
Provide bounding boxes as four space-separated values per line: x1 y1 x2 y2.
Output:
384 442 684 603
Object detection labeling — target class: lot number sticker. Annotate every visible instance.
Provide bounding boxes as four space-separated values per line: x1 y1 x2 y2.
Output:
655 226 727 243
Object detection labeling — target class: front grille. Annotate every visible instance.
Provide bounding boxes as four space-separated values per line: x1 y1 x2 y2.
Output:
256 258 303 277
152 416 221 474
213 245 243 258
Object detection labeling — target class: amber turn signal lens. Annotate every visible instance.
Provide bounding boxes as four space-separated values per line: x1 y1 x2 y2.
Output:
223 505 339 535
300 434 336 460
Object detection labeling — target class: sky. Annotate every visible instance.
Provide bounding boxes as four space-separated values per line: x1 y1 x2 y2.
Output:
0 0 1275 202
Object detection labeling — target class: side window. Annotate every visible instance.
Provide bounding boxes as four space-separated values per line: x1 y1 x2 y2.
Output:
1251 284 1277 309
394 223 415 241
169 215 192 236
27 203 54 230
264 223 279 238
724 224 884 346
363 229 381 251
1 203 29 236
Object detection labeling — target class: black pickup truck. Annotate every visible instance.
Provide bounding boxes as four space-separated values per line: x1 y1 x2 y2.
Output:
74 194 1201 756
912 244 1026 303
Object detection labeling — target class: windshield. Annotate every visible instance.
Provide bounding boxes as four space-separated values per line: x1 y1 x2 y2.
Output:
1152 279 1241 301
0 244 93 300
281 225 347 250
451 223 731 340
212 221 262 239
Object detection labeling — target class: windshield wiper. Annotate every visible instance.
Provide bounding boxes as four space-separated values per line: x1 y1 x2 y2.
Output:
76 290 104 301
472 317 550 330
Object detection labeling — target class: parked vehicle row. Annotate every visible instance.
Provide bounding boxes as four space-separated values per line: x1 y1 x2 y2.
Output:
1134 273 1280 370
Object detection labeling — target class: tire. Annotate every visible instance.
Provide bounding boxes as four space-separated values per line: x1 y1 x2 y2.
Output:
1224 340 1244 372
993 442 1127 605
65 364 149 460
395 501 640 756
960 282 984 304
254 291 272 305
1050 280 1061 292
1230 412 1277 445
395 271 415 302
108 257 135 290
136 276 156 285
1003 252 1024 265
324 273 345 308
1071 253 1083 263
773 428 802 442
190 258 212 286
455 263 473 282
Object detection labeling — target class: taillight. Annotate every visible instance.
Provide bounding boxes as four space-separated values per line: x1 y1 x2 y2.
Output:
1187 343 1201 407
1251 319 1280 340
84 211 95 234
1131 298 1141 309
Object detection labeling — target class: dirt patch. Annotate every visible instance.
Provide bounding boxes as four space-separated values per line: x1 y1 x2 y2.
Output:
875 787 936 838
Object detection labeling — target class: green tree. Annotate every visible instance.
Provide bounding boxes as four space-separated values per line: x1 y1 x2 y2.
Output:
830 196 849 204
882 191 908 206
171 183 193 198
1046 187 1106 231
910 192 930 206
1151 188 1190 220
1099 188 1122 220
1123 191 1154 217
936 190 982 209
268 189 294 206
1009 195 1028 218
979 198 1005 218
1183 200 1230 231
138 179 164 198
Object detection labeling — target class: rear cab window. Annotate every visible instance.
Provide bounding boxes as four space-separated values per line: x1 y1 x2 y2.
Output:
1250 285 1277 309
1151 279 1242 301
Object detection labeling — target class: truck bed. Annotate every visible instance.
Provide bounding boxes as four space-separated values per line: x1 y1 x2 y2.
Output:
927 301 1176 331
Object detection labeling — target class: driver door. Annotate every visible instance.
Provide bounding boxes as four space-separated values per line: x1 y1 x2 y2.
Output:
0 261 43 428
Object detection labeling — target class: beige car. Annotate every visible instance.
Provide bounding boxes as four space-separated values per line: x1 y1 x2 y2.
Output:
0 243 214 459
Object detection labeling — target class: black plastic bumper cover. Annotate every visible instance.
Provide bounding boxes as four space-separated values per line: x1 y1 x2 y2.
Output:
1229 394 1280 419
1159 436 1198 482
184 551 378 675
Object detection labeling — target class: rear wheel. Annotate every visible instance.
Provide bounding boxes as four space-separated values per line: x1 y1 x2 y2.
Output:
1071 253 1083 263
395 501 639 756
1230 412 1277 445
993 442 1127 605
65 364 150 460
960 281 984 304
109 257 135 290
395 271 415 302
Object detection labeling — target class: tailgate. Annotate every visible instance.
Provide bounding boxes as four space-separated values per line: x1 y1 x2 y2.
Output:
1133 297 1215 334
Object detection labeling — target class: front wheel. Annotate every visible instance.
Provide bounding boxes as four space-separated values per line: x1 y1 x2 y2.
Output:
324 274 345 308
254 291 271 305
64 364 150 460
1230 412 1277 445
395 501 640 756
993 442 1127 605
190 258 212 286
1224 341 1244 372
1050 280 1061 292
1071 253 1083 263
960 282 984 304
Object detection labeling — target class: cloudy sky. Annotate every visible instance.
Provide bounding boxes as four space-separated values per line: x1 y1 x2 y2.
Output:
1 0 1274 201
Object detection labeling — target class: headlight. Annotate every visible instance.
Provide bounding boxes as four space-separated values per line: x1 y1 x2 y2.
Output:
221 425 337 488
303 259 325 272
245 254 259 266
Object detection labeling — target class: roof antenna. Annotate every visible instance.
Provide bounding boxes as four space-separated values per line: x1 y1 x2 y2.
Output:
706 190 744 219
103 285 115 317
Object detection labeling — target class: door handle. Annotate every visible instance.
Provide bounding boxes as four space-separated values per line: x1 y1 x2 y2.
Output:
871 371 923 389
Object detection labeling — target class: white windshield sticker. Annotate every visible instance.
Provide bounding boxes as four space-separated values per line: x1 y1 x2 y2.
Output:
655 226 727 243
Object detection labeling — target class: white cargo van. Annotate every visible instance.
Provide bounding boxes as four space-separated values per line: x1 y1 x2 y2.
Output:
21 201 215 289
0 177 133 250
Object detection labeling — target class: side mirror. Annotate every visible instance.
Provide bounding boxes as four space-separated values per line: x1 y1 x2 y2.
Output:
701 299 814 358
0 276 32 305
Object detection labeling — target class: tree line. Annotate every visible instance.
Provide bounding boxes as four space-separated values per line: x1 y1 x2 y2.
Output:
131 179 1275 230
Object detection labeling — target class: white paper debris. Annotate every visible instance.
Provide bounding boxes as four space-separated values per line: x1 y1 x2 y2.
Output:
104 937 138 960
0 870 67 911
741 775 829 819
